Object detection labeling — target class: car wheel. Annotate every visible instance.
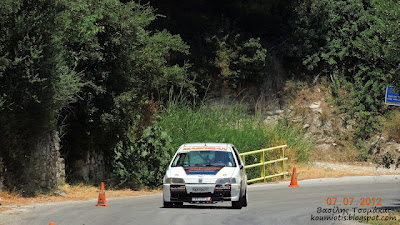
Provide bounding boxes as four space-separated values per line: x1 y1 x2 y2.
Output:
163 201 174 208
231 192 243 209
242 190 248 207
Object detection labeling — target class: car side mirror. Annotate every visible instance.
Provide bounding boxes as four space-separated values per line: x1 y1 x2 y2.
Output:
239 165 243 169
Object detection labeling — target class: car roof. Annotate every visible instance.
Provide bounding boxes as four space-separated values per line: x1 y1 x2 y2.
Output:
177 143 234 152
180 143 233 148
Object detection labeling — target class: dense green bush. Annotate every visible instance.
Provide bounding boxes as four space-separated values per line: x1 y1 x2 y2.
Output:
113 122 173 188
208 34 268 88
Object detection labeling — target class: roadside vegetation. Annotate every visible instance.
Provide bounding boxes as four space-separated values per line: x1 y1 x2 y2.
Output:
163 101 311 161
382 111 400 142
113 100 313 187
366 209 400 225
159 101 312 180
0 0 399 194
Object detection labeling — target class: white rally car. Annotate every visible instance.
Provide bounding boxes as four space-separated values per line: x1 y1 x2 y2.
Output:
163 143 248 209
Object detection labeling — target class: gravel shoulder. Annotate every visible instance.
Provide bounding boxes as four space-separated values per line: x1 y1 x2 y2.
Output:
313 162 400 174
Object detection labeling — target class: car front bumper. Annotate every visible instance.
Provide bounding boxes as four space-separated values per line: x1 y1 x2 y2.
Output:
163 183 241 202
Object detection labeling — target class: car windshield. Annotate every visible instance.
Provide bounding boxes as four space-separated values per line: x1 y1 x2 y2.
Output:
172 150 236 167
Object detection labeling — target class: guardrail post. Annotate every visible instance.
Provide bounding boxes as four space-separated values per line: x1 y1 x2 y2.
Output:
261 150 265 182
280 147 285 179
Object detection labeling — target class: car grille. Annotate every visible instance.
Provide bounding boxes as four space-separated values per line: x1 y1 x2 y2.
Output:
170 185 231 202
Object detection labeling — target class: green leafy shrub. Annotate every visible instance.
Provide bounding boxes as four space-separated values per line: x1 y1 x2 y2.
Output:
379 152 394 169
113 122 173 188
208 34 268 88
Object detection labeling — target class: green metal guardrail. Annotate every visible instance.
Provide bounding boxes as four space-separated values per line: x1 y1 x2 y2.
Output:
240 145 288 184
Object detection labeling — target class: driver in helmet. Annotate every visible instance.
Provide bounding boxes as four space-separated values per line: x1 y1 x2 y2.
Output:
214 151 232 166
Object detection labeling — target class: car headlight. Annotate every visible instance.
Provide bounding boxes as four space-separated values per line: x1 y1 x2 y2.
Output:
216 178 236 184
165 177 185 185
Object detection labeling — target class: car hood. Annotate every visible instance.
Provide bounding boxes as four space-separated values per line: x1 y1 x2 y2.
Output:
167 166 237 184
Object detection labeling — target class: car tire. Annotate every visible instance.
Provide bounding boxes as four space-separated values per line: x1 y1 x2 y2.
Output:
242 190 248 207
231 192 243 209
163 201 174 208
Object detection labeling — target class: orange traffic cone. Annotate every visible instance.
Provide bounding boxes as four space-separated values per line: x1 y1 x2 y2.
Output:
96 182 109 206
288 167 299 187
49 223 55 225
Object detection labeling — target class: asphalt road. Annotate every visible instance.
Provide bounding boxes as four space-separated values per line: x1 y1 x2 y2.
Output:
21 175 400 225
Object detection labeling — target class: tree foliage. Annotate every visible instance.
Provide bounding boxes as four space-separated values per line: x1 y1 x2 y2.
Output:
207 34 268 88
0 0 85 190
0 0 190 190
59 0 190 182
289 0 400 140
146 0 291 93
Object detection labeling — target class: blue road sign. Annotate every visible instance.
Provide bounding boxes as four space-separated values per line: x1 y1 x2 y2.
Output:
385 86 400 106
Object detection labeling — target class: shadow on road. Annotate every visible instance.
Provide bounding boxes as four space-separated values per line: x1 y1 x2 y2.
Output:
160 204 235 210
376 199 400 212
